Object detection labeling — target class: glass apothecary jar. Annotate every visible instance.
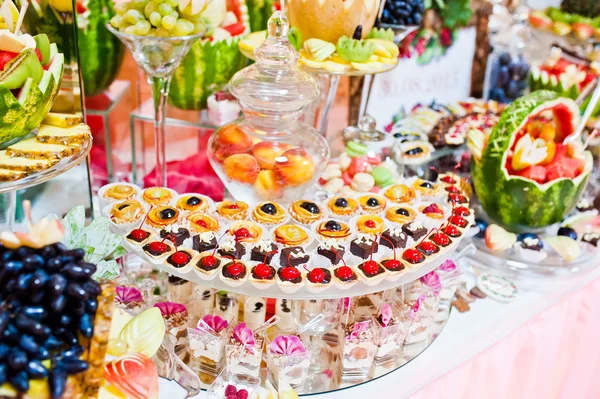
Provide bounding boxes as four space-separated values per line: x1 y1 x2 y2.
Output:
207 11 330 206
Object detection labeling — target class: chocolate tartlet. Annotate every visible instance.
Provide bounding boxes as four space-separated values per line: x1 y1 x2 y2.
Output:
380 228 407 250
334 266 358 282
306 268 332 285
217 238 246 259
251 264 276 280
160 227 190 247
193 232 218 253
357 260 385 278
402 248 425 264
277 266 303 284
221 261 247 280
417 241 440 256
281 246 309 267
249 240 278 263
402 222 427 241
166 249 195 269
350 234 379 260
316 241 345 265
126 228 153 246
196 255 222 273
382 258 405 273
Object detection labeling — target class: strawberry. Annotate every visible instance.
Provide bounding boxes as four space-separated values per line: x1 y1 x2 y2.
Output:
572 23 594 41
485 224 516 252
222 22 245 37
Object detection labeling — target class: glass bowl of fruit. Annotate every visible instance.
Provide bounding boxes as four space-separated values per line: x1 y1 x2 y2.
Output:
207 11 330 205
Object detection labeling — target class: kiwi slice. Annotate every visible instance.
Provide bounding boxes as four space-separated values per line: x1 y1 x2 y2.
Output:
287 27 303 51
367 27 395 41
336 36 375 63
34 34 51 65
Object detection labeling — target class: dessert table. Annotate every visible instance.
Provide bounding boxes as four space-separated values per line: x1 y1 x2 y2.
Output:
179 262 600 398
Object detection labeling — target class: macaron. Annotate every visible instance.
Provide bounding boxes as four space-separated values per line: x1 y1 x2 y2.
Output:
346 141 368 158
350 172 375 192
371 165 394 187
323 177 345 194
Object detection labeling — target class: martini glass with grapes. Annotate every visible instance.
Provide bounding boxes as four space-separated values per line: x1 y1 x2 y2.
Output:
107 0 206 187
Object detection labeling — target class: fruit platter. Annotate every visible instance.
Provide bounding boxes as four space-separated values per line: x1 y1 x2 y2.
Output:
528 6 600 43
0 113 92 192
100 178 473 298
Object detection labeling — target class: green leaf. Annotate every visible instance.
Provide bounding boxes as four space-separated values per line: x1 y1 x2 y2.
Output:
440 0 472 29
93 259 120 282
107 245 127 261
62 206 85 247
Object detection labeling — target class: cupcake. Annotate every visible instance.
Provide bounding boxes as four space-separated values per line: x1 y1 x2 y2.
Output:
99 182 140 208
217 237 246 259
193 252 223 280
141 187 176 206
188 213 221 234
251 202 287 226
419 203 446 230
402 221 427 241
327 196 359 218
145 206 180 229
125 228 155 248
277 266 304 293
160 226 191 247
305 267 333 293
289 200 325 224
165 248 198 273
192 232 218 253
220 260 248 287
280 246 310 267
412 179 441 200
402 248 425 265
315 220 352 243
142 240 175 263
107 199 145 231
333 265 359 290
249 262 277 289
514 236 547 262
249 240 278 263
385 206 416 225
216 200 249 221
350 234 379 261
316 240 346 266
273 224 311 247
358 195 387 214
176 193 212 213
229 221 263 244
416 240 440 257
355 215 385 236
383 184 415 204
356 260 387 286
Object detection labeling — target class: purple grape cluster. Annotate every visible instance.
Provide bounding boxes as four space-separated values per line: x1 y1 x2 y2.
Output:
488 52 529 103
381 0 425 26
0 242 100 398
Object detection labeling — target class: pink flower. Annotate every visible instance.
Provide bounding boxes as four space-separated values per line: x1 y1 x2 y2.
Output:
380 303 392 327
410 295 426 319
198 315 229 334
420 271 442 295
269 335 306 355
116 286 143 304
233 323 256 351
438 259 457 271
154 301 187 317
348 320 371 340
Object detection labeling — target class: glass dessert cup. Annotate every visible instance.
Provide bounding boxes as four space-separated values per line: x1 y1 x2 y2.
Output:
373 302 408 366
207 369 261 399
291 298 343 390
153 336 202 397
106 25 203 187
341 316 379 383
225 322 265 377
188 313 234 385
207 12 330 205
265 330 312 391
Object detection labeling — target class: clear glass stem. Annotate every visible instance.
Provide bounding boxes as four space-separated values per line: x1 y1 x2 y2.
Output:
0 191 17 231
318 74 341 136
148 74 172 187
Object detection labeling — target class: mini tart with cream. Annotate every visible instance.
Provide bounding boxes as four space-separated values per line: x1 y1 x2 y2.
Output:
102 183 139 202
229 221 263 244
358 195 387 213
216 200 249 220
252 201 287 225
384 184 416 204
289 200 325 224
412 179 441 198
142 187 174 205
109 200 145 224
327 196 359 217
188 213 220 233
176 194 210 213
385 206 416 224
146 206 180 229
273 224 310 247
355 215 385 235
315 220 352 242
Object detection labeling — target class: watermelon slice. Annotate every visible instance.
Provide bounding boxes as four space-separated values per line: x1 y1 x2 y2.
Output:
472 91 593 231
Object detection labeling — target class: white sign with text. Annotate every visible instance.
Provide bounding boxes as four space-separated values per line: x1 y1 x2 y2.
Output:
366 27 477 128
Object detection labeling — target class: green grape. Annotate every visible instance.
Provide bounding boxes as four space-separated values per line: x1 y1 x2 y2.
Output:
193 21 206 35
132 0 148 10
156 27 171 37
173 18 194 36
144 2 158 17
152 0 164 4
161 15 176 30
115 2 129 15
110 15 124 28
124 25 137 35
157 3 173 16
149 11 162 27
166 0 179 7
170 11 179 20
125 9 144 24
135 20 152 35
147 28 158 36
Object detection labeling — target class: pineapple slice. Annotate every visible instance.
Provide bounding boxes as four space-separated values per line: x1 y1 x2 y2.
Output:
303 38 336 62
42 112 83 128
37 123 91 146
0 168 29 182
7 137 76 159
0 150 57 172
351 61 383 71
366 38 400 59
299 55 325 70
322 60 350 73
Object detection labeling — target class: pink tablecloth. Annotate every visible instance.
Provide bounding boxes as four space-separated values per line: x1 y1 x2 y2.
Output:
410 277 600 399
